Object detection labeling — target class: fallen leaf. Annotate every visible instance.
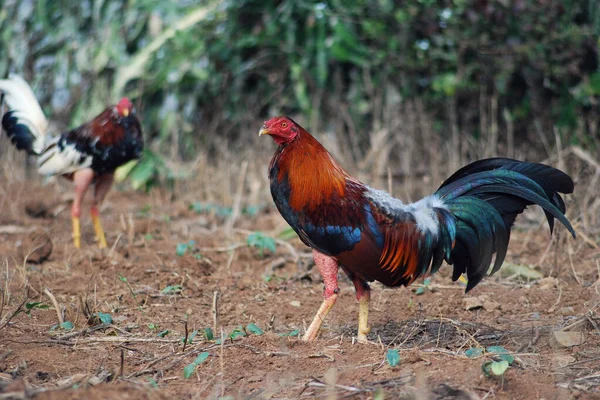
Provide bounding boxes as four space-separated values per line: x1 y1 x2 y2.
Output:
551 331 585 348
290 300 301 307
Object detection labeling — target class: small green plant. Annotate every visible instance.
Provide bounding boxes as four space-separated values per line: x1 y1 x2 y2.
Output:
278 329 300 337
466 346 515 378
176 240 195 256
148 323 158 330
246 323 264 335
118 275 137 300
50 321 74 331
21 302 50 317
161 285 182 295
386 348 400 367
247 232 276 257
157 329 170 337
414 277 432 295
95 312 113 325
183 352 210 379
201 327 213 340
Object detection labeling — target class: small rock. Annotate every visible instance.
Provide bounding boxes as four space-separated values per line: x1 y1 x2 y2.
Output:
463 297 483 311
551 331 585 348
558 306 575 316
552 355 576 368
290 300 301 308
539 277 558 290
18 230 53 263
482 299 501 311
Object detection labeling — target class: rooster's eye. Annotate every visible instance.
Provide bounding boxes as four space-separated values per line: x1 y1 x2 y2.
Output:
281 122 287 128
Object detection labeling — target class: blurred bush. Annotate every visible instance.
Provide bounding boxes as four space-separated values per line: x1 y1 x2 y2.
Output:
0 0 598 175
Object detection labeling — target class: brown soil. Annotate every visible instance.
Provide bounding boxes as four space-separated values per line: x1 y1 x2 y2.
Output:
0 181 598 400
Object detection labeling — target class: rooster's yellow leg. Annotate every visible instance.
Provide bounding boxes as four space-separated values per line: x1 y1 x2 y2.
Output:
352 276 372 343
72 169 95 248
91 173 114 249
91 207 107 249
302 250 340 341
72 216 81 248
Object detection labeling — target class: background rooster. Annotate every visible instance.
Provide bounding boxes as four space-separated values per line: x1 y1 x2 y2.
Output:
0 74 143 248
260 116 575 342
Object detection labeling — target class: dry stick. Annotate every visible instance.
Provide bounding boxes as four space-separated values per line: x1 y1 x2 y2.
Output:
119 348 125 379
212 291 219 334
182 319 189 353
225 160 248 236
43 287 64 325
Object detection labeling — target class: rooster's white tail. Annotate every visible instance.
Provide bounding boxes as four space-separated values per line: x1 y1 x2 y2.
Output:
0 74 48 154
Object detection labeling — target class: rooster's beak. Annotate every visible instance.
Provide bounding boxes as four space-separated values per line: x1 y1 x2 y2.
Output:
123 109 130 117
258 126 270 137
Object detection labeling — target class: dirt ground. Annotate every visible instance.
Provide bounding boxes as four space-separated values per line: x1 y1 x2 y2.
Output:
0 179 599 400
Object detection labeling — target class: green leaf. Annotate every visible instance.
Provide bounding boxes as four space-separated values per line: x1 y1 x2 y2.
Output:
465 347 483 358
488 360 509 376
487 346 515 364
176 243 188 256
161 285 182 294
247 232 277 256
415 287 426 295
148 323 158 330
25 302 50 315
60 321 74 330
157 329 169 337
187 329 199 343
183 363 196 379
278 329 300 337
386 349 400 367
204 327 214 340
192 352 210 365
147 378 158 388
95 312 113 325
246 323 264 335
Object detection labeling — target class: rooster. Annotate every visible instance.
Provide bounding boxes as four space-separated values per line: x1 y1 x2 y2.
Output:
260 116 575 342
0 74 143 248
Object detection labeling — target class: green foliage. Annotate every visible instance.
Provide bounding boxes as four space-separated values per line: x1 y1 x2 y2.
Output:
0 0 597 171
157 329 169 337
278 329 300 337
95 312 113 325
21 302 50 317
475 345 515 378
204 327 214 340
50 321 75 331
246 323 264 335
183 352 210 379
465 347 483 358
386 349 400 367
161 284 183 294
247 232 276 257
176 240 195 256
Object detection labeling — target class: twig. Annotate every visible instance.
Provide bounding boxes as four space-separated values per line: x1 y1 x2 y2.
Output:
43 287 64 325
119 348 125 379
212 291 219 334
182 319 189 353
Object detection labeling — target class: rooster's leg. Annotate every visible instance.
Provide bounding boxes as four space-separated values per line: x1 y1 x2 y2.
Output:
302 250 339 341
71 169 95 248
352 277 371 343
91 173 114 249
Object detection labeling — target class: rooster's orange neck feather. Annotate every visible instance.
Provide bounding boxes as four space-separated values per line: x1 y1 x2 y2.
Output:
274 129 351 211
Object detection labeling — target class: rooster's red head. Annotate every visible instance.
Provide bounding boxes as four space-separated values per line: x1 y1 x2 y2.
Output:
116 98 133 117
259 116 300 145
